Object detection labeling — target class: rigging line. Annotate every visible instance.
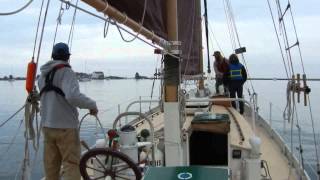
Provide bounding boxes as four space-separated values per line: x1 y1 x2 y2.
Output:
224 0 236 50
283 81 292 121
208 21 224 54
307 95 320 175
149 55 162 109
0 0 34 16
222 0 236 50
293 102 305 171
275 0 293 76
225 0 240 48
0 104 26 128
32 0 46 59
275 0 295 76
102 0 110 38
288 6 306 74
35 0 51 66
52 2 64 48
67 0 80 51
279 22 293 76
275 0 294 76
225 0 256 93
288 91 305 172
201 19 216 56
289 93 295 162
103 17 111 38
114 0 148 43
59 0 179 59
266 0 290 79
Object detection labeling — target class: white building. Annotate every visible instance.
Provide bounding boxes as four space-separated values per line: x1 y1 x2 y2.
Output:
92 71 104 79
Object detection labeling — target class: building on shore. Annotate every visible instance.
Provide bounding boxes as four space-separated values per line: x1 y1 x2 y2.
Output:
92 71 104 80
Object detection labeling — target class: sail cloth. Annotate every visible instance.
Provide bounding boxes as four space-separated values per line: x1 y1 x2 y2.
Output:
178 0 202 75
107 0 201 75
107 0 168 39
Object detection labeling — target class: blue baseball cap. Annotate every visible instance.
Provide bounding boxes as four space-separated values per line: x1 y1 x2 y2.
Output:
52 42 71 57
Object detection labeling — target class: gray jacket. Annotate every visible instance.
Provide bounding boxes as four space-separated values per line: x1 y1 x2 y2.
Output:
38 60 97 129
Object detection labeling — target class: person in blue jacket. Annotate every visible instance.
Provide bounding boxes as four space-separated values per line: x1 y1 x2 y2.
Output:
223 54 247 114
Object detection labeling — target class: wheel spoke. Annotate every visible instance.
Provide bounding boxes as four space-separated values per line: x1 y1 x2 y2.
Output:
110 154 114 170
92 175 107 180
93 156 107 171
115 166 130 173
80 149 141 180
105 154 110 165
115 174 132 180
85 165 105 174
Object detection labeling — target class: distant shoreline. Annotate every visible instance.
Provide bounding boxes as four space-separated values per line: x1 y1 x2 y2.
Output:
0 73 155 81
0 77 155 81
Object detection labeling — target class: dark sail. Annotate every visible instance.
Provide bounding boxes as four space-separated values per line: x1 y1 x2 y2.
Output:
107 0 168 39
178 0 202 75
108 0 201 75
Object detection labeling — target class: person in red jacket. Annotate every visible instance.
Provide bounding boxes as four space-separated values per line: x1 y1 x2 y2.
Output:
213 51 229 94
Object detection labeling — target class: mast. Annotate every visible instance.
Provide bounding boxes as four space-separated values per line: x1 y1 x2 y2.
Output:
163 0 183 166
198 0 205 90
203 0 211 74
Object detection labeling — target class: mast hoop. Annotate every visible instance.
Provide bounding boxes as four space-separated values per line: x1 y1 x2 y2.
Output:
150 31 155 41
101 2 109 13
121 14 128 24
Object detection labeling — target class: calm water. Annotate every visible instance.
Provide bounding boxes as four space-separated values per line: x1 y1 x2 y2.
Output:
0 79 319 179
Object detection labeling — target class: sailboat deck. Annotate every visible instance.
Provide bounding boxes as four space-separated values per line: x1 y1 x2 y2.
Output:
134 105 300 179
212 105 299 179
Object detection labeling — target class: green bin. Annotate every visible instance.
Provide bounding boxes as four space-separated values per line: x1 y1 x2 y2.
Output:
143 166 229 180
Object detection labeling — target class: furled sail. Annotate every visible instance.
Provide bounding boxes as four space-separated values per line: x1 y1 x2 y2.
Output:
107 0 201 75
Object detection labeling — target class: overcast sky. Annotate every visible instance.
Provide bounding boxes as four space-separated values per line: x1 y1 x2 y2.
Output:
0 0 319 77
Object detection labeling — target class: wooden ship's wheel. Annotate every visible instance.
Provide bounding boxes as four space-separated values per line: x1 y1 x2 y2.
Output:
80 148 142 180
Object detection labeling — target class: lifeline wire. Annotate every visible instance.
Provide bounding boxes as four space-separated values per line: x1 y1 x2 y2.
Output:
0 104 26 128
0 118 24 161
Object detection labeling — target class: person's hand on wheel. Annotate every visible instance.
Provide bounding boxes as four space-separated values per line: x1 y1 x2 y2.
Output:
89 108 98 116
